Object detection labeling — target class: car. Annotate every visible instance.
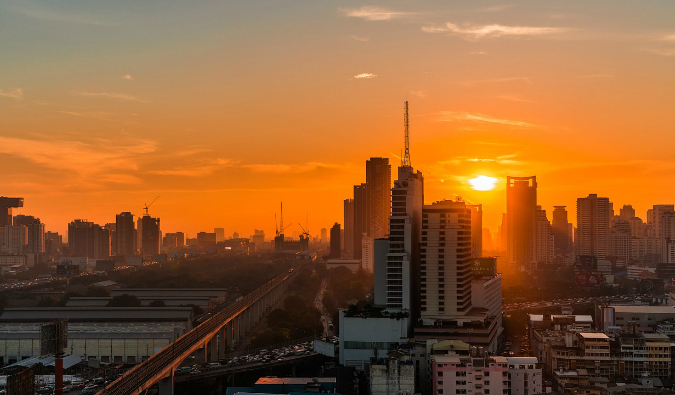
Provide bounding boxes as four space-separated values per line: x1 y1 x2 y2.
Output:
82 386 98 395
190 370 202 375
208 362 222 367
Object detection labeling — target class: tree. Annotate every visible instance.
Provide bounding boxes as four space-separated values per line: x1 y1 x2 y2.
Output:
148 300 166 307
106 294 141 307
86 286 110 297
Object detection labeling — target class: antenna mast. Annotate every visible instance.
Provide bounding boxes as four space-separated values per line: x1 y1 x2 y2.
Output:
279 202 284 235
403 101 411 167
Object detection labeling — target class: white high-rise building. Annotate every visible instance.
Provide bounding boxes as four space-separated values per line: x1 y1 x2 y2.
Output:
420 200 472 321
1 225 27 254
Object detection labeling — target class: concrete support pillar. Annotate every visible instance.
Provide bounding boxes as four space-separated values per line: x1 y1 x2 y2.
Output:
158 373 174 395
234 315 241 343
209 336 219 363
200 343 208 364
219 326 228 360
244 309 251 334
227 322 234 350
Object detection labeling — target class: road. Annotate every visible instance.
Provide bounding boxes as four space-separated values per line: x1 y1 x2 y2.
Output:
314 279 333 337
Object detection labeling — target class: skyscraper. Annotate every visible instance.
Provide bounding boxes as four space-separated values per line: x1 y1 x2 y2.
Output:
115 212 136 257
383 101 424 322
420 200 472 320
329 223 341 259
552 206 571 256
343 199 354 258
620 205 636 219
0 197 23 227
141 215 161 256
353 183 368 260
535 206 554 265
13 215 45 254
575 194 611 259
366 157 392 240
467 204 482 257
68 220 110 259
506 176 538 269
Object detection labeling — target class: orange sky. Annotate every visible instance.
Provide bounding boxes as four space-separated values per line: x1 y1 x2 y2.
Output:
2 1 675 239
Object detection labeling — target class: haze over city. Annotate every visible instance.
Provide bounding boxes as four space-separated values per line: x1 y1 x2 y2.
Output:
2 1 675 238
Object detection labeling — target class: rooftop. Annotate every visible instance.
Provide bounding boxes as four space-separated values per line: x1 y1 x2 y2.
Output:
611 305 675 314
579 333 610 339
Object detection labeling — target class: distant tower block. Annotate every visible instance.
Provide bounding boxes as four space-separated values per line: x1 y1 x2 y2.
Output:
0 197 24 227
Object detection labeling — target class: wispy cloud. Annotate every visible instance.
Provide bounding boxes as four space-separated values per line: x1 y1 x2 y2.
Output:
121 74 134 80
469 51 487 55
342 6 412 21
243 162 342 174
354 73 378 79
351 35 370 42
647 48 675 57
0 88 23 100
474 4 515 12
422 22 569 39
76 92 148 103
438 111 536 128
662 34 675 42
495 95 536 103
149 158 236 177
0 136 156 178
409 90 427 98
56 110 115 121
5 2 117 26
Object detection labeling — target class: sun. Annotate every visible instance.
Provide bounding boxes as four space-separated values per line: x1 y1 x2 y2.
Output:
468 175 498 191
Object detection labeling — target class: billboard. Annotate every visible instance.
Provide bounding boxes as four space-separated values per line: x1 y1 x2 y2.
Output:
41 320 68 356
574 270 603 286
472 257 497 277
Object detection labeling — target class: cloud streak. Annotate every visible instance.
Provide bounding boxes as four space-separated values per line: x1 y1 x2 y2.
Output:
76 92 148 103
342 6 412 21
438 111 536 128
243 162 342 174
0 88 24 100
422 22 569 39
6 2 117 26
149 158 236 177
354 73 377 79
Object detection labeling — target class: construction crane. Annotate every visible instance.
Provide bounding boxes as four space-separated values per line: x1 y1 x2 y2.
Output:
277 202 292 235
297 213 310 238
143 196 160 216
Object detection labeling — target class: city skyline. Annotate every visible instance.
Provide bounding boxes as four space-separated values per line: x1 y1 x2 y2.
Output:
2 1 675 237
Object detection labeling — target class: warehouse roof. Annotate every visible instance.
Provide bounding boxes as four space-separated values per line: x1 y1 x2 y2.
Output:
0 307 193 323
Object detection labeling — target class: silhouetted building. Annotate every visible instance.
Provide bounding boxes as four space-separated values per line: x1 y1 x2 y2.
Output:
320 227 328 243
0 197 23 227
140 215 160 256
163 232 185 249
0 225 27 254
115 212 136 257
576 194 611 260
197 232 217 245
329 223 341 259
68 220 110 259
552 206 572 256
506 176 538 269
344 198 355 258
214 228 225 242
366 157 392 240
353 183 368 260
620 204 636 219
12 215 44 255
610 216 631 265
251 229 265 247
536 206 554 265
45 232 63 257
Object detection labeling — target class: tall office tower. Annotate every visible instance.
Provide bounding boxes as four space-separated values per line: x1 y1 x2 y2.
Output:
214 228 225 242
0 197 23 227
353 183 368 260
620 205 636 219
68 220 109 259
609 217 631 265
535 207 554 265
420 200 472 320
366 157 392 240
467 204 482 257
552 206 571 256
384 101 424 321
506 176 538 269
575 194 611 259
343 198 355 258
628 217 646 238
0 225 27 254
13 215 45 254
141 215 161 256
329 223 341 258
482 228 493 251
115 212 136 257
321 228 328 243
660 211 675 263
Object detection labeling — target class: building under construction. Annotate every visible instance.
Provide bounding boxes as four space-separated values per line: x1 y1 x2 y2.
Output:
273 203 310 252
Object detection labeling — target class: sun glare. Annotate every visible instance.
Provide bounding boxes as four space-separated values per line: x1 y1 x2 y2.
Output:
469 175 498 191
